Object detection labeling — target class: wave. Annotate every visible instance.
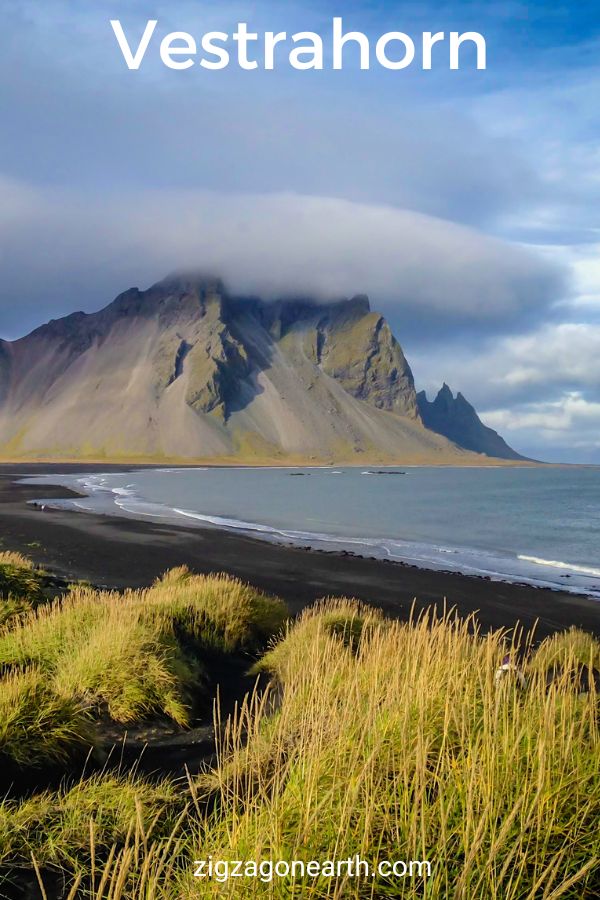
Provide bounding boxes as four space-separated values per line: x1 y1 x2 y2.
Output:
518 555 600 578
110 503 600 598
168 508 599 589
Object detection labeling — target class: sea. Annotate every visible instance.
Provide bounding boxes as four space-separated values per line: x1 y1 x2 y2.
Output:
22 465 600 599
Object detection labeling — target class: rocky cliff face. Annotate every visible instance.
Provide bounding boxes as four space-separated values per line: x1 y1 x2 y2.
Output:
0 274 517 463
417 384 526 461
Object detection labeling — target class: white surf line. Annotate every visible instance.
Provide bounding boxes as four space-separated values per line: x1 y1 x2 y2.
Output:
518 555 600 578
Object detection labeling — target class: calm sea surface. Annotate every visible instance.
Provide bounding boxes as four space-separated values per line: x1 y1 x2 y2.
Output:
24 466 600 598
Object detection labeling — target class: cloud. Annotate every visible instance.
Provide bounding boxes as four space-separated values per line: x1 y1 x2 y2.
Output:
0 176 566 339
411 322 600 408
485 392 600 434
483 393 600 463
409 321 600 462
494 324 600 396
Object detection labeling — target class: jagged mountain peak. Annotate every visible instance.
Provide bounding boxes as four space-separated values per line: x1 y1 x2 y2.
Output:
417 384 526 461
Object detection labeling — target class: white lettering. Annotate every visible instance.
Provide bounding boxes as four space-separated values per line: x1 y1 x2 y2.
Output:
234 22 259 70
200 32 230 69
160 32 196 69
450 31 486 69
422 31 445 69
375 32 415 70
110 19 157 70
264 32 287 70
289 32 324 70
332 18 370 70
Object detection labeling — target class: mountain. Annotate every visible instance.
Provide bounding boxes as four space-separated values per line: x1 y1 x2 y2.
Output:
417 384 526 461
0 274 519 463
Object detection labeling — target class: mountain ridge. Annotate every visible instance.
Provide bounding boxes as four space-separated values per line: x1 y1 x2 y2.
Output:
417 383 528 462
0 274 524 464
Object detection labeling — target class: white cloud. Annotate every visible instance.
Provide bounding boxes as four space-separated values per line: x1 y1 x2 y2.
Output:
411 321 600 408
410 321 600 462
494 323 600 390
484 392 600 434
0 175 564 337
482 392 600 462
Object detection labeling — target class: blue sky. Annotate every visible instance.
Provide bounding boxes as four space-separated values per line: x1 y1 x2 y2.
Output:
1 0 599 461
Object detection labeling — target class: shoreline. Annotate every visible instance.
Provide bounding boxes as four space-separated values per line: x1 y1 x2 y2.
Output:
6 456 599 471
0 456 550 466
1 464 599 640
20 467 600 602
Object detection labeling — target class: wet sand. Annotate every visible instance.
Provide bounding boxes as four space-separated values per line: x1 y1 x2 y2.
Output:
1 464 599 640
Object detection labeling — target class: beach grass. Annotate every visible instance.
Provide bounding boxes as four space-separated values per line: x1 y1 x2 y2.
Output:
0 597 597 898
0 552 597 897
182 601 600 898
0 551 48 626
0 772 180 898
0 551 36 571
0 569 287 767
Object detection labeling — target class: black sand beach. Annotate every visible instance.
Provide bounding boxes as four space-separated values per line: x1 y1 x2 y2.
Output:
1 464 599 641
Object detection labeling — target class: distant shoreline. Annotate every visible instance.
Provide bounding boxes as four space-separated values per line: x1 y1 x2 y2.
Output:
1 464 599 640
0 456 547 466
0 453 595 469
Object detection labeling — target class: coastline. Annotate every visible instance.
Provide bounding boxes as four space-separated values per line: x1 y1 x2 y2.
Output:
1 464 599 640
0 454 554 467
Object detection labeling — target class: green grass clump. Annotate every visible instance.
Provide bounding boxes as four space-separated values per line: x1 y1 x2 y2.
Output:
0 551 47 626
189 602 600 899
1 597 597 898
147 568 288 653
529 626 599 674
0 551 35 571
0 773 180 892
0 571 287 767
252 596 385 682
0 669 94 767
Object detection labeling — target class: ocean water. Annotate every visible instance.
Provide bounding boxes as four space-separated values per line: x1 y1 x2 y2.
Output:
23 465 600 599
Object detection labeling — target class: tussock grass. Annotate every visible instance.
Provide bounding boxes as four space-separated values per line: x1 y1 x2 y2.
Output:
251 597 385 682
0 571 286 767
188 601 599 898
0 596 34 629
0 551 47 626
0 772 179 894
0 551 35 570
147 569 288 653
530 626 599 673
0 668 94 767
1 598 598 898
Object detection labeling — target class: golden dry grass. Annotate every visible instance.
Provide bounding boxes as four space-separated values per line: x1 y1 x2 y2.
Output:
0 551 48 627
0 570 286 766
0 567 598 899
0 551 35 570
4 600 595 899
178 602 599 898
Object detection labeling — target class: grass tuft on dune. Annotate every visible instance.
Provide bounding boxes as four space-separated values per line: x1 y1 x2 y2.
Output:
0 584 598 897
0 571 287 767
0 773 179 877
0 551 35 571
0 551 48 626
188 601 600 899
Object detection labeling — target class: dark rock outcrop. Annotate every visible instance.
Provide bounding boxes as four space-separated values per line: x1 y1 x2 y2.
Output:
417 384 526 460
